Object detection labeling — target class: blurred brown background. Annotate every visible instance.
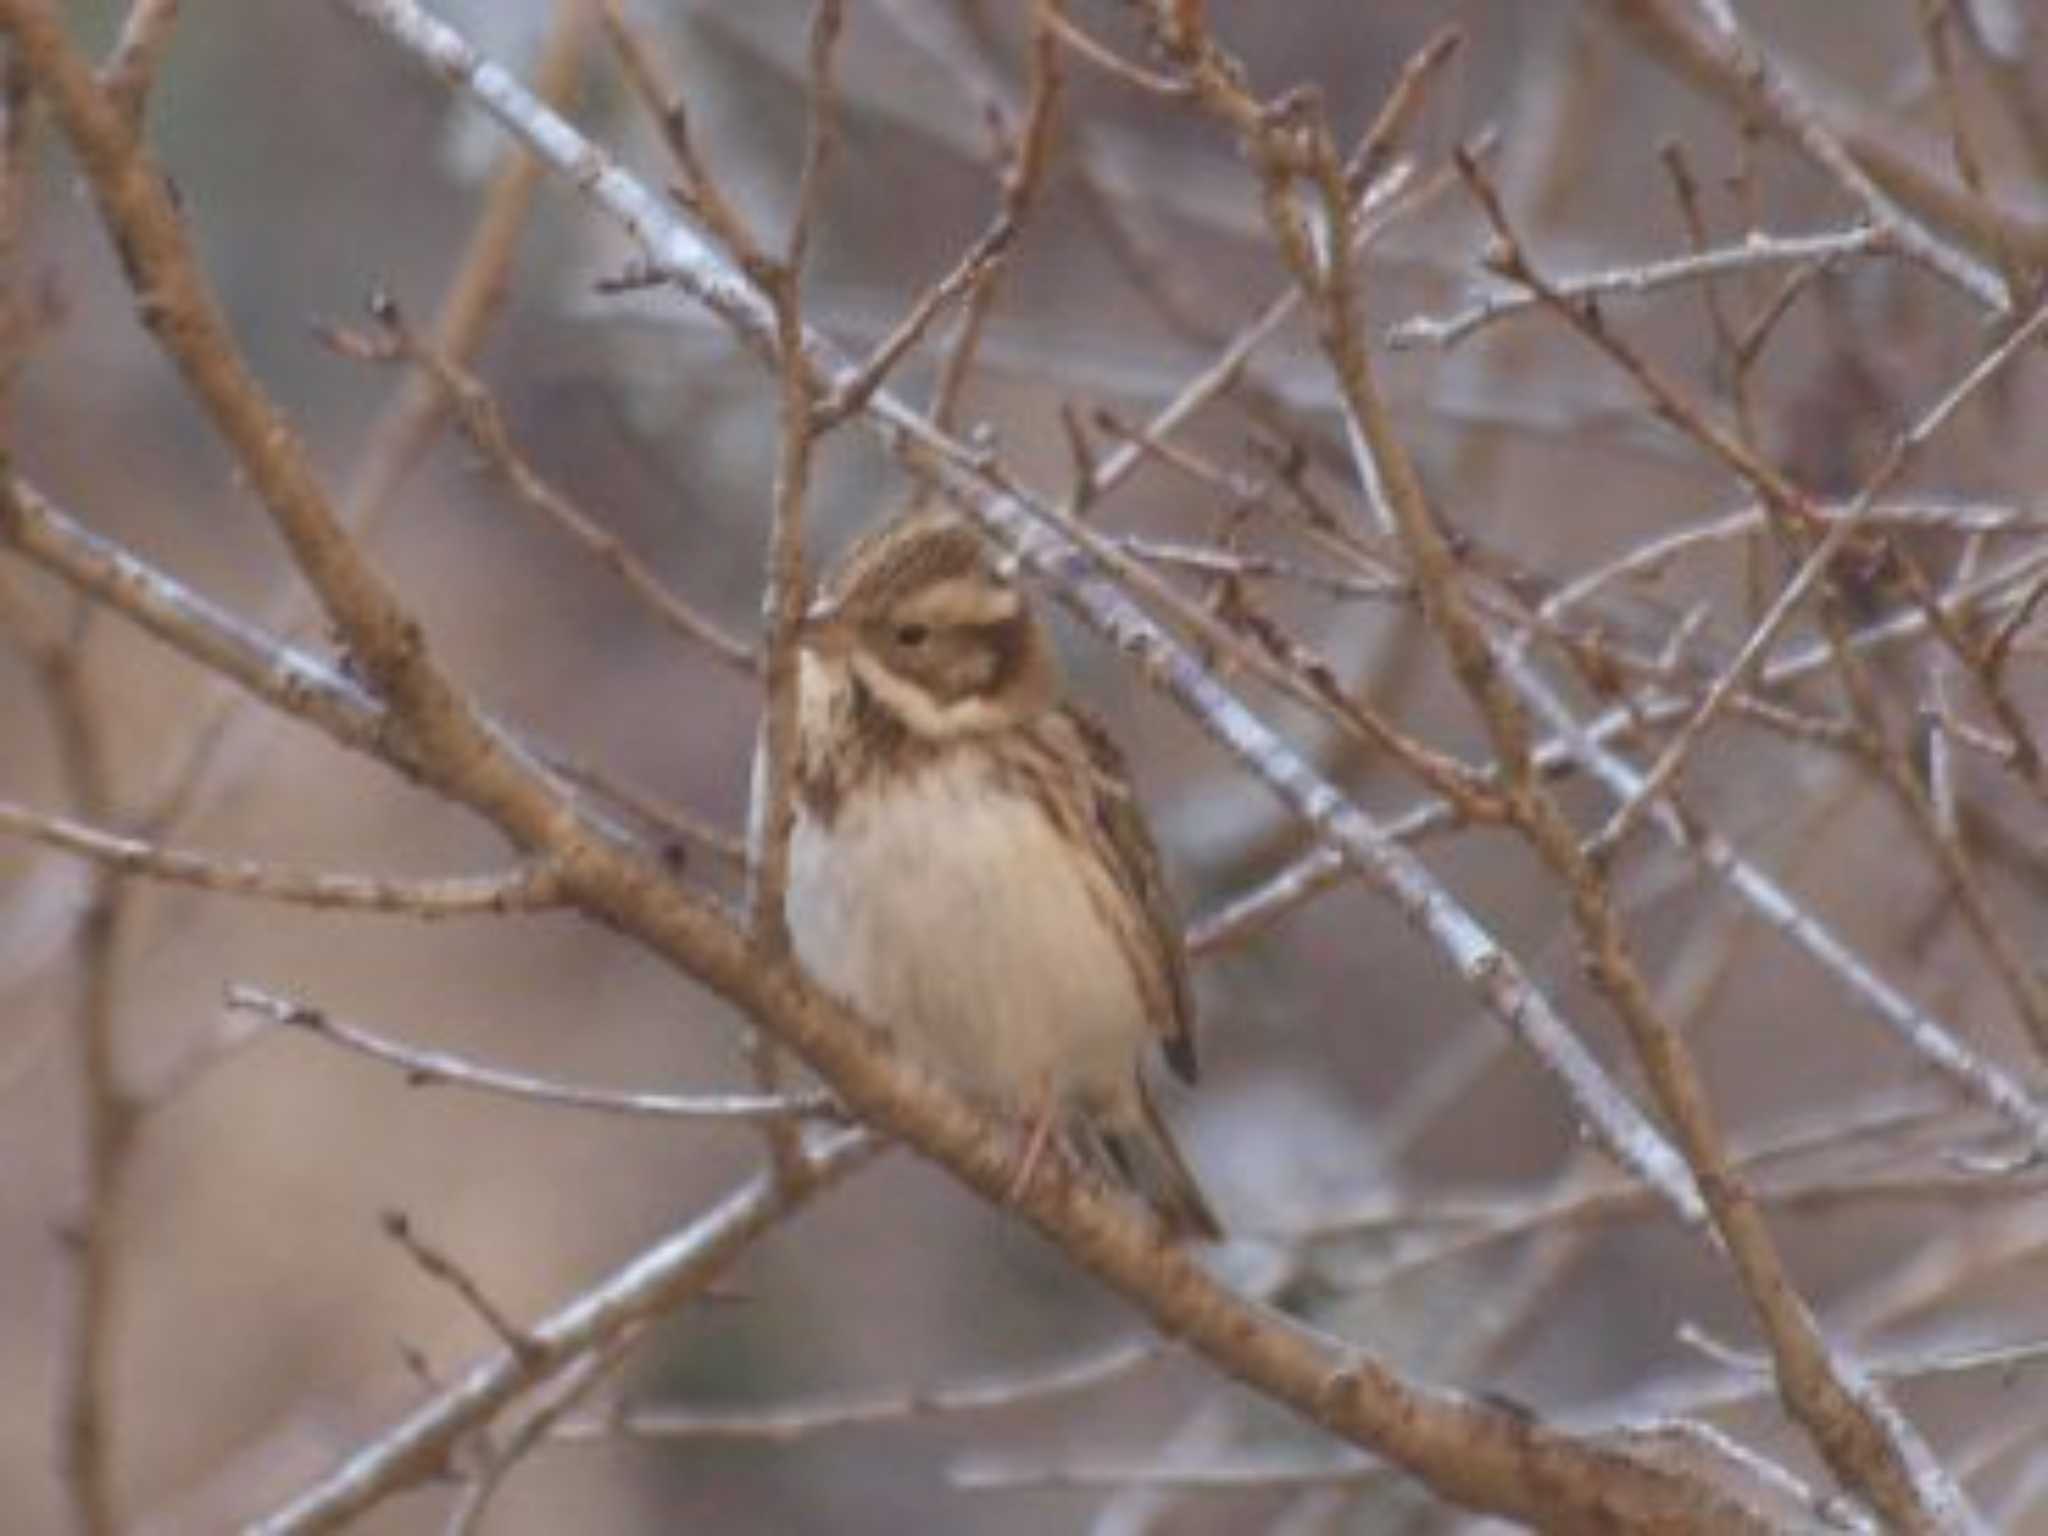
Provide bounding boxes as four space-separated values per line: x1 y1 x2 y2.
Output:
5 1 2048 1531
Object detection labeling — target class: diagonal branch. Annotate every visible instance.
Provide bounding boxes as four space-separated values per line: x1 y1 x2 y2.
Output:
250 1129 882 1534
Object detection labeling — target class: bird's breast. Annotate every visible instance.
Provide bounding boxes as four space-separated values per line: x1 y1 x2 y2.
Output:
786 749 1148 1107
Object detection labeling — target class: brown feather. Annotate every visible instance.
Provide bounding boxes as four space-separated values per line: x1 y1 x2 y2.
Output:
817 509 991 613
790 511 1218 1238
1030 710 1200 1086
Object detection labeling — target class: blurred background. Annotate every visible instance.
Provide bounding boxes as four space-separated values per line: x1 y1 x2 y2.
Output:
5 1 2048 1530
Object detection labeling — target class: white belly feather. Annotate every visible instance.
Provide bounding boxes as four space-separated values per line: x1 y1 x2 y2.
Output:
787 751 1147 1110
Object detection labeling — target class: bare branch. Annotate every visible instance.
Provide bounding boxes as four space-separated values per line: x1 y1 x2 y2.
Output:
1149 13 1979 1524
1593 0 2020 312
0 802 567 915
251 1130 882 1534
31 590 131 1536
0 474 390 755
227 985 838 1124
1387 225 1888 351
334 297 758 676
559 1336 1165 1444
923 1 1061 433
380 1208 541 1365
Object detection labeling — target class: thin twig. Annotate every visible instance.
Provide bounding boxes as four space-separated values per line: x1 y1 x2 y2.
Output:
227 985 839 1123
1912 0 2027 301
559 1336 1165 1443
443 1328 643 1536
1387 225 1887 351
0 802 567 915
1506 644 2048 1159
599 0 770 275
742 0 845 1190
333 295 757 675
31 597 132 1536
1594 0 2015 313
97 0 181 123
381 1208 542 1365
924 0 1062 433
252 1130 881 1534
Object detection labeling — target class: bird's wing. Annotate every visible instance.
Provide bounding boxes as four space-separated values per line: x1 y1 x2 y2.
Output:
1051 709 1200 1085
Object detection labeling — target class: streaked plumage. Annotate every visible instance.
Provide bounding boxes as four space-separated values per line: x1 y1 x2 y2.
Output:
785 512 1220 1239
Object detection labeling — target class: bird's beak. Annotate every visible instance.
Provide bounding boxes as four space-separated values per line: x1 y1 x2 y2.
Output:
796 601 850 657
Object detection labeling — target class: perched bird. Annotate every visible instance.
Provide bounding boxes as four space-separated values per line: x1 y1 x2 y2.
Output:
784 510 1221 1240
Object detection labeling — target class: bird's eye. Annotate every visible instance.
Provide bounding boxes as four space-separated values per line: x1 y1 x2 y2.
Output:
894 622 930 648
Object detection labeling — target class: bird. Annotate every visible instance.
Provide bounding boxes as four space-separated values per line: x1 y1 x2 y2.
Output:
782 509 1221 1240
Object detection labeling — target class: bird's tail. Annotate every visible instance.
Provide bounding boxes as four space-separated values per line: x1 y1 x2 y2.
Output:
1095 1077 1223 1242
